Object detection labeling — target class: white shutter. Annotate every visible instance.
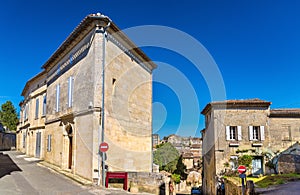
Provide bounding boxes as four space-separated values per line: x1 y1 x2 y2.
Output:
249 126 253 140
260 126 265 140
237 126 242 140
226 126 230 140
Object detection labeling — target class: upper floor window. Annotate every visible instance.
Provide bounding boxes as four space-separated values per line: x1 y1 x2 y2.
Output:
24 103 29 121
56 84 60 112
226 126 242 141
249 126 265 141
68 76 73 108
35 98 39 119
42 94 46 116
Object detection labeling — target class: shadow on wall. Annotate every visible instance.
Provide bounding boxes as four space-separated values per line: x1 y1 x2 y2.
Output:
0 152 22 178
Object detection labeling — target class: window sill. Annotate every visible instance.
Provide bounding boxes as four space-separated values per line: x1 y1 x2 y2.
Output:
229 142 239 147
252 142 263 147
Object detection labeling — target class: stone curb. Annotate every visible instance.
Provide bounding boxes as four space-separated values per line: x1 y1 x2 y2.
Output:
37 161 93 186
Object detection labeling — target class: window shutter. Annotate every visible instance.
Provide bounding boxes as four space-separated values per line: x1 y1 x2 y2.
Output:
68 76 73 107
56 84 60 112
226 126 230 140
260 126 265 140
237 126 242 140
35 98 39 119
249 126 253 140
42 95 46 116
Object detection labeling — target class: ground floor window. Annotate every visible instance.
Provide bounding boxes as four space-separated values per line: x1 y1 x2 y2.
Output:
229 156 238 170
47 134 52 152
22 133 26 148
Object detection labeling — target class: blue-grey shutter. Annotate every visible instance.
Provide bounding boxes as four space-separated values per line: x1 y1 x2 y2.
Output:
35 98 39 119
56 84 60 112
42 95 46 116
68 77 73 107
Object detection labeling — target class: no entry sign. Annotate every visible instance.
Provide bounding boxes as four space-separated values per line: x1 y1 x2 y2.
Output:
99 142 109 153
238 165 247 174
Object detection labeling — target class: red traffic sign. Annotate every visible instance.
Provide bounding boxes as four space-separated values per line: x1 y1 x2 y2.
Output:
238 165 247 174
99 142 109 153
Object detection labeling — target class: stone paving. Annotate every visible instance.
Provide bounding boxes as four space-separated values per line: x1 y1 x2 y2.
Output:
0 151 153 195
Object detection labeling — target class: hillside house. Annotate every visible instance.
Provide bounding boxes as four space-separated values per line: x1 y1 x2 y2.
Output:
201 99 300 195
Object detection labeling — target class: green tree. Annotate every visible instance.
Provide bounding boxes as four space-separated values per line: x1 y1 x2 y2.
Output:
174 155 187 180
153 142 179 172
238 155 253 169
0 101 18 131
171 173 181 184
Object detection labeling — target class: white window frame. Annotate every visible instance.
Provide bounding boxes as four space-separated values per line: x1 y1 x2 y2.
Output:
249 126 265 141
56 84 60 112
226 126 242 141
230 156 238 170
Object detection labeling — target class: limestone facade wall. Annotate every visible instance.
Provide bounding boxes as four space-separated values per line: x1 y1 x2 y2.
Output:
17 15 156 183
17 71 46 157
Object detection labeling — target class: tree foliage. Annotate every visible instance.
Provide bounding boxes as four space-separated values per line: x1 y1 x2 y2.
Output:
238 155 253 168
153 142 179 172
153 142 187 180
174 155 187 180
171 173 181 184
0 101 18 131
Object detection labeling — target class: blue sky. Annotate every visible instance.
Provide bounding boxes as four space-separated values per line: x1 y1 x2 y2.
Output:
1 0 300 138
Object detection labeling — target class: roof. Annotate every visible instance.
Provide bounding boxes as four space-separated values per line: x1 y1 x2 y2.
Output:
270 109 300 117
201 99 271 115
42 13 157 71
21 70 46 97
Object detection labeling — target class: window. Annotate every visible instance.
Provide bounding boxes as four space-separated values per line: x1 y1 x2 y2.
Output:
249 126 265 141
229 156 238 170
23 133 26 148
35 98 39 119
47 134 52 152
24 103 29 121
42 94 46 116
56 84 60 112
68 76 73 107
226 126 242 140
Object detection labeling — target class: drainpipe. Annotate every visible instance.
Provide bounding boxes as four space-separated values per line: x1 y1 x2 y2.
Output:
94 13 111 186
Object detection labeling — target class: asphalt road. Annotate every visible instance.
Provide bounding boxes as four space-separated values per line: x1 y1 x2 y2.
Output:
259 181 300 195
0 151 139 195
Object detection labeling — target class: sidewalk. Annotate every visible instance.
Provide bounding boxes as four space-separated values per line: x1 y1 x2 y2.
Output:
38 161 94 186
37 159 154 195
11 152 155 195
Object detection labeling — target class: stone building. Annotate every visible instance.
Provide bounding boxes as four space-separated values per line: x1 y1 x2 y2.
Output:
163 134 202 171
16 13 156 184
201 99 300 195
17 71 47 157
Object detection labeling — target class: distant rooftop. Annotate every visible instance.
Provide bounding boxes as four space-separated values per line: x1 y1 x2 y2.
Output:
201 98 272 115
270 109 300 117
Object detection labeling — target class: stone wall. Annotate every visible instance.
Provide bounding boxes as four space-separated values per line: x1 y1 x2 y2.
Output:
0 132 16 151
278 154 300 174
224 179 242 195
125 172 166 194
